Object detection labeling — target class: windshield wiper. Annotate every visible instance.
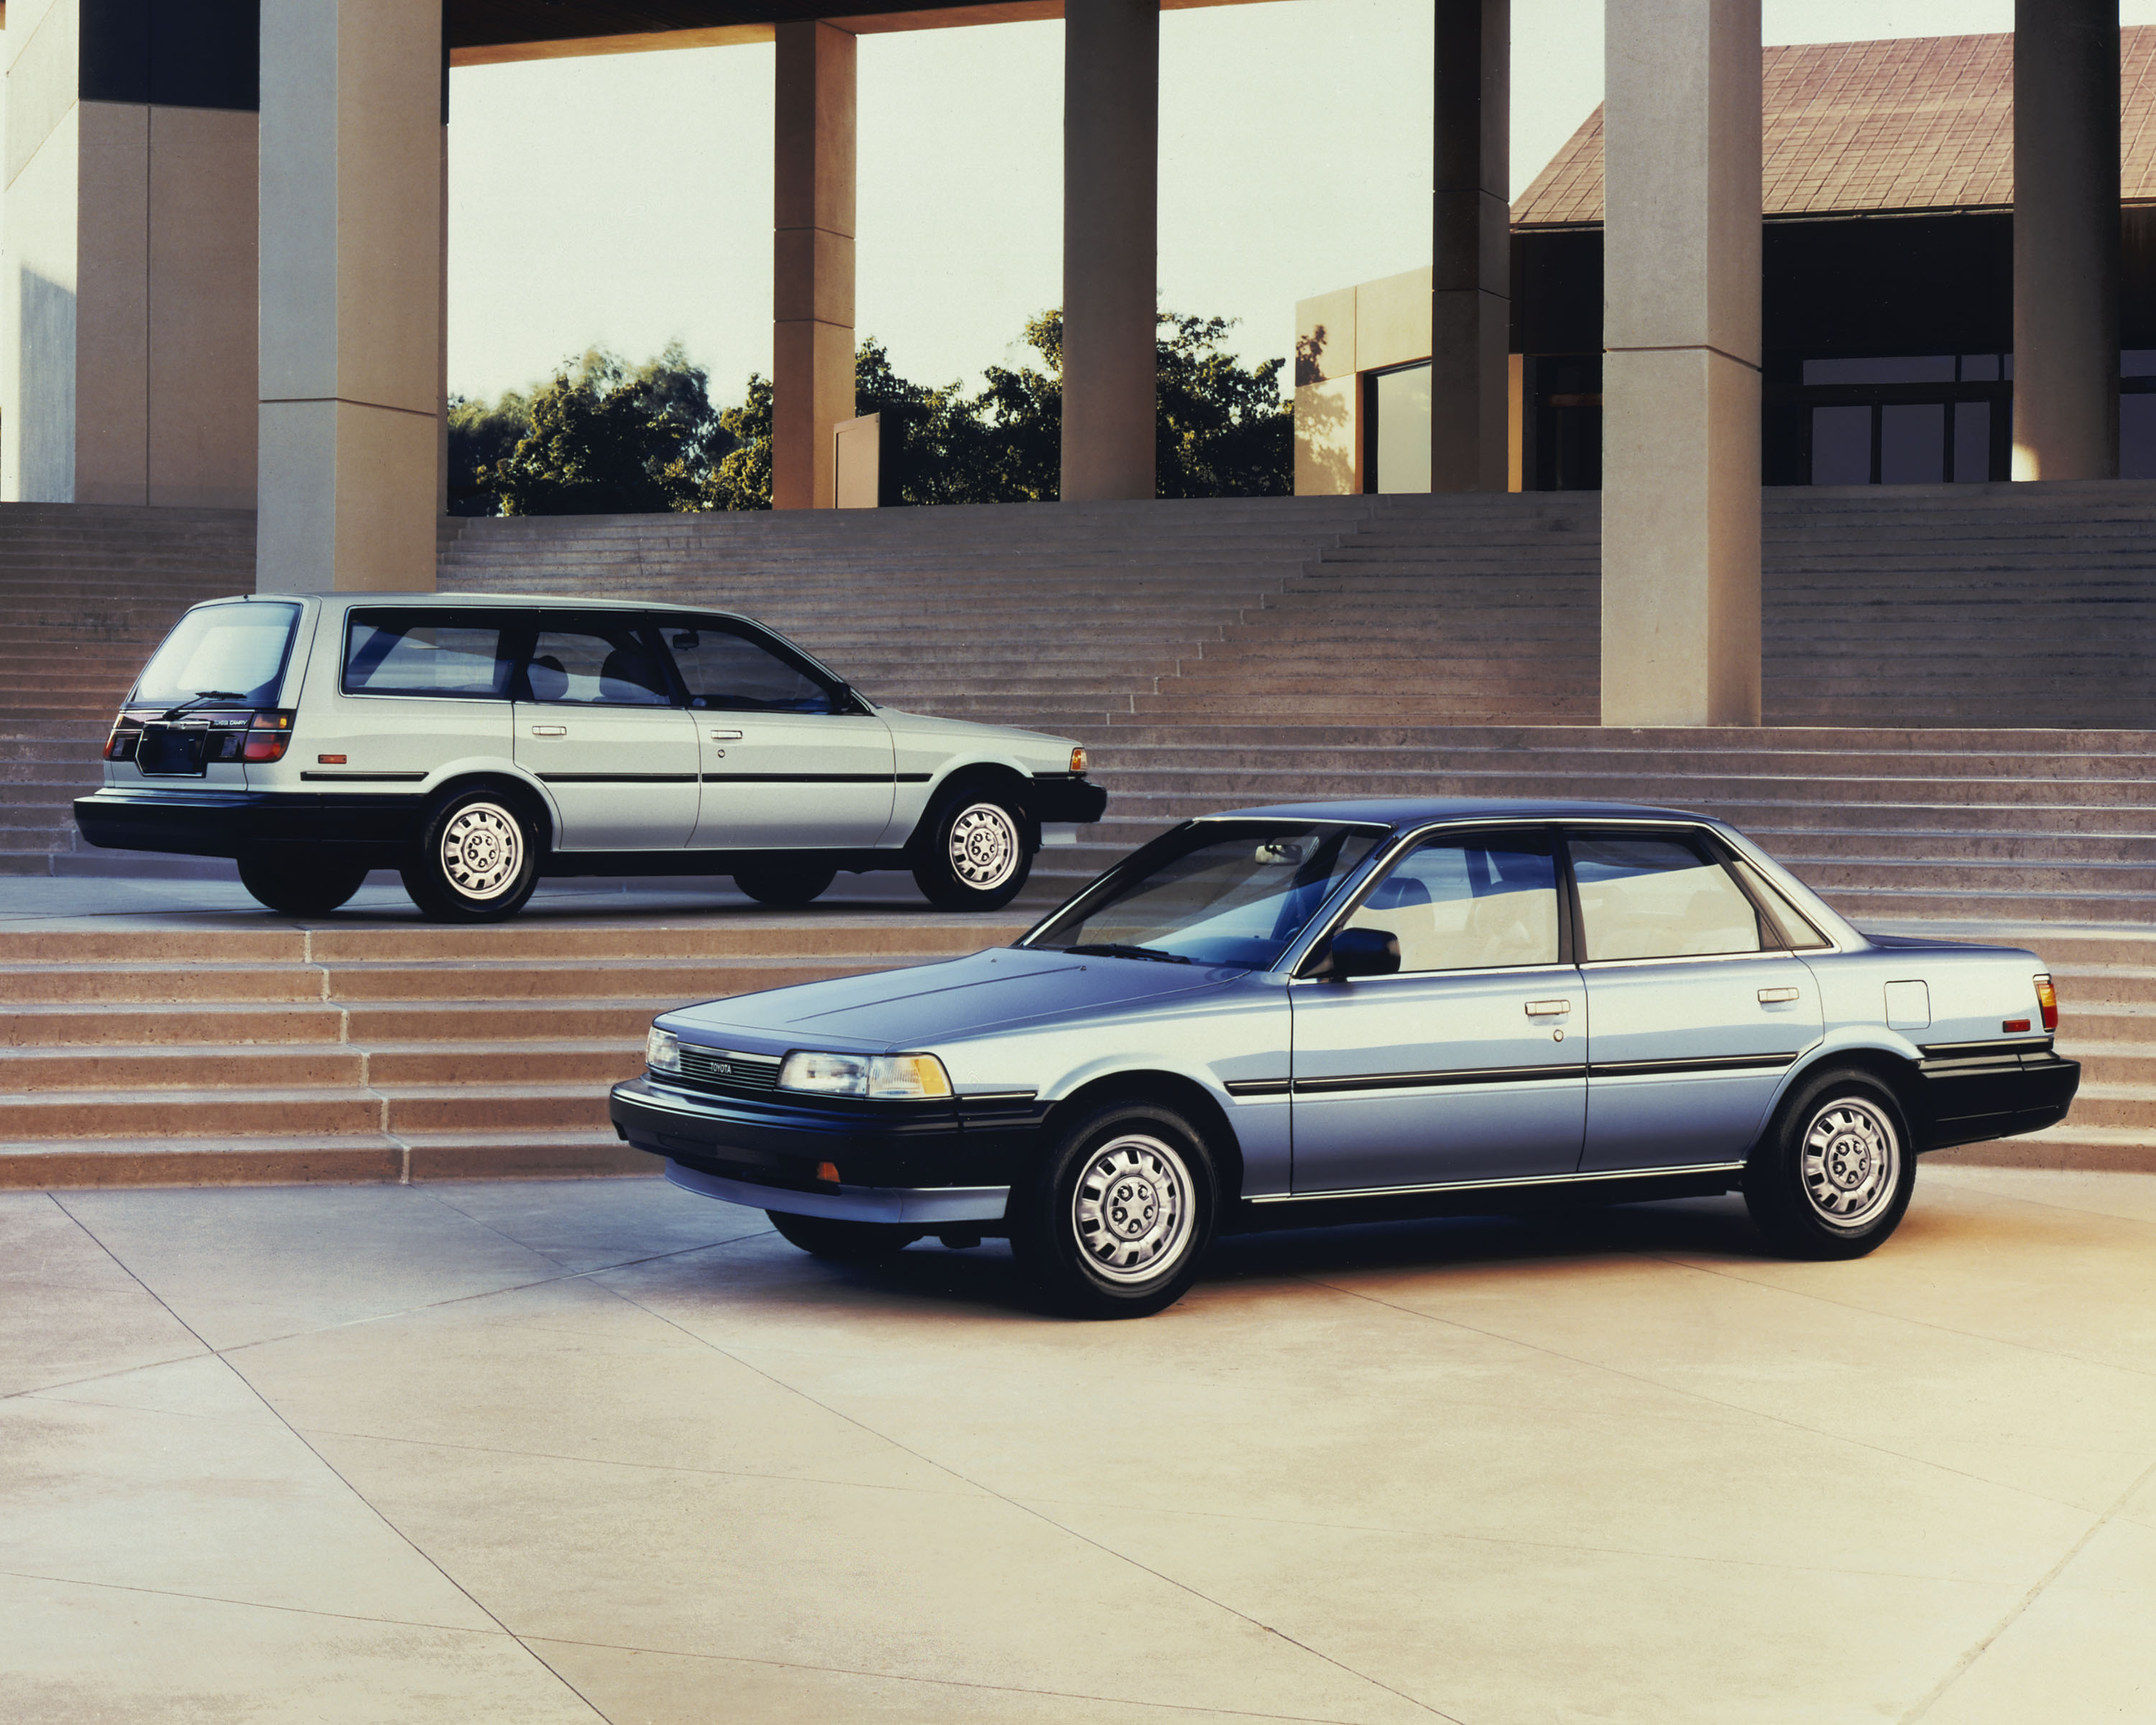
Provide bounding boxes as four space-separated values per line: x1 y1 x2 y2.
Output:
1061 942 1192 965
158 689 249 720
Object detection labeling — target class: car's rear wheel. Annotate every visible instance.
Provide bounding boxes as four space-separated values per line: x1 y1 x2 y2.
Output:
400 788 541 923
734 860 837 908
236 849 370 916
767 1210 921 1261
1743 1068 1915 1259
912 789 1032 911
1008 1100 1217 1318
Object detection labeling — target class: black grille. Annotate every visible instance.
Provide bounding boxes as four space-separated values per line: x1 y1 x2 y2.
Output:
676 1044 782 1094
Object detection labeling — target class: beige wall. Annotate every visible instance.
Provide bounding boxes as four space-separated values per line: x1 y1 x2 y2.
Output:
257 0 443 592
771 20 856 511
2 0 259 507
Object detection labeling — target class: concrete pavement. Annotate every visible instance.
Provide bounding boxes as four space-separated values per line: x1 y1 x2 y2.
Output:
4 1167 2154 1722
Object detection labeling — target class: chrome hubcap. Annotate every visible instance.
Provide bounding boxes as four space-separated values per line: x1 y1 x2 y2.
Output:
1800 1098 1899 1229
1071 1133 1193 1284
440 802 522 901
947 802 1020 891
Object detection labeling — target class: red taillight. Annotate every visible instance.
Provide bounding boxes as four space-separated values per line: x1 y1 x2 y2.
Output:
2035 974 2059 1033
241 710 294 763
103 714 139 761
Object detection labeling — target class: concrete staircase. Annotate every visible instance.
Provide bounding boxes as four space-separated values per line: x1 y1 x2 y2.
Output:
0 504 255 877
0 913 1022 1188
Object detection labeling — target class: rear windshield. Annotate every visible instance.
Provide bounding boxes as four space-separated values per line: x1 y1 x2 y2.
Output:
133 602 302 708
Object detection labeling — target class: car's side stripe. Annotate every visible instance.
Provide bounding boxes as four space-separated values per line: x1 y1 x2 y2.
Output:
698 773 930 784
538 772 699 783
1250 1159 1751 1205
1294 1063 1588 1094
1224 1079 1291 1097
1586 1053 1799 1078
298 770 426 782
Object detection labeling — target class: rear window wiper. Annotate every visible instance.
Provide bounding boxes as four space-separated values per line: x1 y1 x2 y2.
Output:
158 689 249 719
1060 942 1192 965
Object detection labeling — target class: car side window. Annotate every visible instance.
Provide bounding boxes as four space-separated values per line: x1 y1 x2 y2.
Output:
1570 834 1770 961
1340 835 1561 971
527 620 672 707
344 610 516 699
661 624 832 713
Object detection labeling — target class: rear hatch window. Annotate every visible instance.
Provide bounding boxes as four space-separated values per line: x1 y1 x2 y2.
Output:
134 602 303 709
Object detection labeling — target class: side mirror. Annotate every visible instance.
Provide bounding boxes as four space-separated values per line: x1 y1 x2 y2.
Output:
1313 926 1400 982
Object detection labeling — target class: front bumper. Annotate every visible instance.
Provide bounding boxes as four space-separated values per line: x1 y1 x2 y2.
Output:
1025 774 1109 827
1918 1044 2081 1149
610 1075 1044 1220
74 786 425 861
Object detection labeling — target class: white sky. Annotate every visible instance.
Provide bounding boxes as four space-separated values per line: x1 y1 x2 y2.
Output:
446 0 2156 408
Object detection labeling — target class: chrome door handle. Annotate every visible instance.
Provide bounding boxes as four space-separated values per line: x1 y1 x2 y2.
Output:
1758 987 1800 1003
529 724 566 737
1524 999 1572 1016
709 730 743 741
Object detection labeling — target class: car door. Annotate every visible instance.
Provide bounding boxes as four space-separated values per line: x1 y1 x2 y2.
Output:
513 612 699 850
1289 828 1586 1192
657 616 895 850
1566 828 1826 1172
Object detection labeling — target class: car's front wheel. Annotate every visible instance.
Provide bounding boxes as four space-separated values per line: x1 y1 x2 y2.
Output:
1743 1068 1915 1259
734 860 837 907
1008 1100 1217 1318
400 788 541 923
767 1211 922 1261
236 849 370 916
912 789 1032 911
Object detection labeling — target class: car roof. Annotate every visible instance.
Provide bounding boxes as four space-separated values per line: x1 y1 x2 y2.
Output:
251 592 753 621
1198 796 1724 829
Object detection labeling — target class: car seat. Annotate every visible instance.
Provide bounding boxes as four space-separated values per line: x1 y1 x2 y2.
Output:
527 654 569 702
598 648 665 704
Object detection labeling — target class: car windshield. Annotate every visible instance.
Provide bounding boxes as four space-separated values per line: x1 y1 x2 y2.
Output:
133 603 303 707
1028 820 1386 970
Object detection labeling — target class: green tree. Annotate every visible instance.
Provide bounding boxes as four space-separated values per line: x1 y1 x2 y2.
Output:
486 343 732 516
699 372 774 511
1154 313 1292 498
446 389 529 517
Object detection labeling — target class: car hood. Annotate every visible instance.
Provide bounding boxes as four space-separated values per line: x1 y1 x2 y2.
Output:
660 946 1239 1053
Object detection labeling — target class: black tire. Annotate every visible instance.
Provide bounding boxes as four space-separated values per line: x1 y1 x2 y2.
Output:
400 786 542 924
734 860 837 908
911 788 1033 911
1008 1100 1217 1319
1743 1067 1916 1261
767 1210 922 1261
236 850 369 916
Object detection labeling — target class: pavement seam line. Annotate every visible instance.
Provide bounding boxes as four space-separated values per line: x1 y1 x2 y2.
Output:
0 1566 528 1639
515 1632 1406 1725
1294 1274 2092 1514
40 1192 613 1724
595 1276 1468 1724
1898 1449 2156 1722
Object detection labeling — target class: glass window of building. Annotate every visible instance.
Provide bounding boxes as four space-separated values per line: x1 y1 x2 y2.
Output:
1365 362 1431 494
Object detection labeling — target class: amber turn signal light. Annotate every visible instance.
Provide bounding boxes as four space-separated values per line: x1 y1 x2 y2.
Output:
1069 746 1088 775
241 710 295 763
815 1161 842 1185
2034 973 2059 1032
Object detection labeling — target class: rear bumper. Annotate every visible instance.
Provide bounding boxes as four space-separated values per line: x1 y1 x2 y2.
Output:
1918 1046 2081 1150
73 787 426 861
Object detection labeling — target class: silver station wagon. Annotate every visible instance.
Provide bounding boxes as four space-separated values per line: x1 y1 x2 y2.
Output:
76 592 1105 919
612 799 2080 1317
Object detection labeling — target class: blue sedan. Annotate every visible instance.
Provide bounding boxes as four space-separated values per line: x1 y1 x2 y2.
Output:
610 800 2079 1317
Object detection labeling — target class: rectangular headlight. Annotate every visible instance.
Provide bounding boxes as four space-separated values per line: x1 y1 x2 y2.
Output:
645 1028 680 1072
778 1050 952 1100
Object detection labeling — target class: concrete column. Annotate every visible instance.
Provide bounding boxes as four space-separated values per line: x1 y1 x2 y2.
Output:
2012 0 2119 481
772 21 856 512
257 0 443 593
1432 0 1508 492
1600 0 1761 727
1061 0 1158 502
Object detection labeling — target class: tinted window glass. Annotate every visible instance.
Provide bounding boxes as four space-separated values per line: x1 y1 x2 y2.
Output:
1030 821 1384 970
345 611 514 699
1726 855 1833 951
663 624 831 713
1342 835 1560 971
136 602 300 707
1571 836 1768 962
528 620 671 707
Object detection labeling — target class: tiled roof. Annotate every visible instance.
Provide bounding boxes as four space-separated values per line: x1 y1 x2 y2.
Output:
1514 27 2156 227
